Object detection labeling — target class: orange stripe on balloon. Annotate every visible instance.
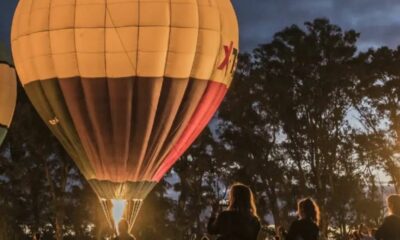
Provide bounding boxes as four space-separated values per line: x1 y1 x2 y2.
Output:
153 81 228 181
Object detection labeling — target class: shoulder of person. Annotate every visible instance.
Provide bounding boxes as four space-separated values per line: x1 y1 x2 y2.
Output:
289 219 302 228
299 218 318 226
252 214 260 221
313 222 320 232
392 215 400 225
384 215 400 223
291 219 316 230
218 210 232 215
251 214 261 223
293 219 303 224
307 220 320 232
307 219 319 228
216 210 234 219
248 215 260 228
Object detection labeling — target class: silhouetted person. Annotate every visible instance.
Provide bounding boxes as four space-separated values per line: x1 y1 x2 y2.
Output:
208 183 261 240
369 229 377 240
359 224 375 240
33 233 41 240
277 226 287 240
115 219 135 240
376 194 400 240
350 230 361 240
286 198 320 240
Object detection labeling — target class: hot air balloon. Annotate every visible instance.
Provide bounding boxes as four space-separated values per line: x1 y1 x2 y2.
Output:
11 0 239 230
0 59 17 146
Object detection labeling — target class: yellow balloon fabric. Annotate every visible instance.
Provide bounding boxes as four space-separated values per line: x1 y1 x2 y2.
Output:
12 0 238 86
0 63 17 146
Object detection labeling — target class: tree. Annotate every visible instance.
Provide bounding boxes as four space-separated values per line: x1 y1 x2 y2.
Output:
1 85 97 239
251 18 365 237
354 47 400 191
218 53 289 227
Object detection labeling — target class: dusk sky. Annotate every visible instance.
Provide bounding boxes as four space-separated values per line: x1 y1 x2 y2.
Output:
2 0 400 54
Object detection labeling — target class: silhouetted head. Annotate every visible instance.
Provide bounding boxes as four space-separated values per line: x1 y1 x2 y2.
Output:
228 183 258 218
34 233 41 240
297 198 320 225
369 228 377 237
118 219 129 235
387 194 400 216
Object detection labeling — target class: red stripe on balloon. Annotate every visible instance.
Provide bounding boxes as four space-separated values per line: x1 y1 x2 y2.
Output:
153 81 228 181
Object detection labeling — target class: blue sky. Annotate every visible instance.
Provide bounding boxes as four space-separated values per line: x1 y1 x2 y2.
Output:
2 0 400 54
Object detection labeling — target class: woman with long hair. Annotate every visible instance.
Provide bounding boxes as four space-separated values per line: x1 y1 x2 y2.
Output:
208 183 261 240
286 198 320 240
375 194 400 240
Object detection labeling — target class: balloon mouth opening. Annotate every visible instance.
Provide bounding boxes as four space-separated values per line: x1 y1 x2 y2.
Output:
100 198 144 233
112 199 127 234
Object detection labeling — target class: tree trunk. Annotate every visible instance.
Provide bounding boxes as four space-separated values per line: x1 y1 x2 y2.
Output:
319 205 329 240
265 180 282 228
55 212 64 240
44 161 68 240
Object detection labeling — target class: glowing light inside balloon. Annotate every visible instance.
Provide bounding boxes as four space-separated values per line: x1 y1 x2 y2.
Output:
112 199 127 232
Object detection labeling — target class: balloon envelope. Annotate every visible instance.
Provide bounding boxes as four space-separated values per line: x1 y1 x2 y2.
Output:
0 62 17 146
12 0 238 227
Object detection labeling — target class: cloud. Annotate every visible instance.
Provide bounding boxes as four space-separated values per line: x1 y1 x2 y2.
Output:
2 0 400 54
232 0 400 52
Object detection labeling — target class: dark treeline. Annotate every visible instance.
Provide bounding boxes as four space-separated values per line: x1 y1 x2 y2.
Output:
1 18 400 239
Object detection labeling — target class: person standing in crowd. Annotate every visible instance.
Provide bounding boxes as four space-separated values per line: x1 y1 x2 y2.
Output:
351 230 361 240
368 229 377 240
276 226 287 240
33 233 41 240
375 194 400 240
359 224 375 240
286 198 320 240
207 183 261 240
